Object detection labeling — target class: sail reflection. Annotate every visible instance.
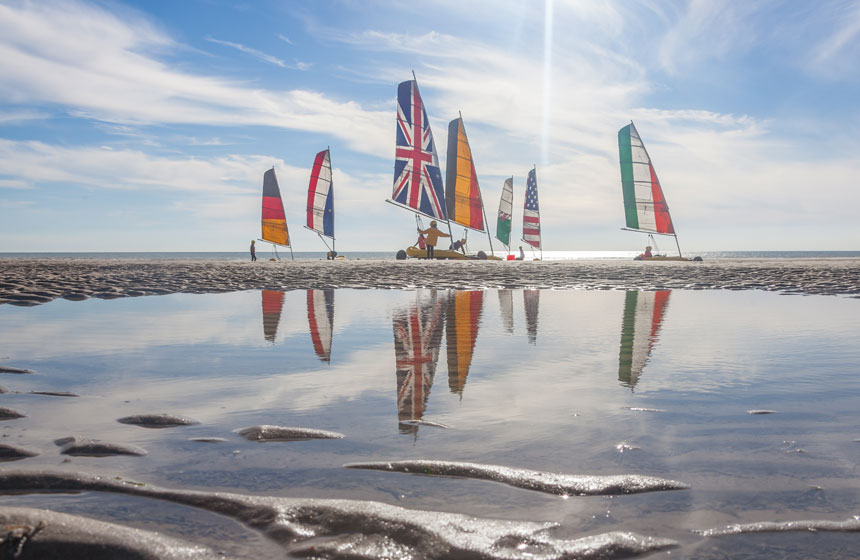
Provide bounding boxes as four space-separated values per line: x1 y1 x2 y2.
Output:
524 289 539 344
307 289 335 363
261 290 285 343
393 290 445 435
446 291 484 394
498 289 514 334
618 290 671 389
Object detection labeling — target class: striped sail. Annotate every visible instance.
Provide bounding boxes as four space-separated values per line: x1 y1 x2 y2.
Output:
618 122 675 234
261 290 285 343
523 168 541 248
618 290 671 388
261 168 290 246
392 80 447 220
524 289 539 344
393 290 445 435
496 177 513 247
498 289 514 334
307 289 334 363
446 290 484 394
306 149 334 239
445 117 484 232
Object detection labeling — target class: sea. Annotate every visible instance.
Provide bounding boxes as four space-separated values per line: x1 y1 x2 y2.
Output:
2 250 859 261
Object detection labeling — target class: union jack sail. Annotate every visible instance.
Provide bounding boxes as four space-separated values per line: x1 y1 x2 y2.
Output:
392 80 447 220
522 168 541 248
393 290 445 435
306 148 334 239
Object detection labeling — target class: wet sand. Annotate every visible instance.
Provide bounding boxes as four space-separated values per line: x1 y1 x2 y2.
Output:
2 258 859 306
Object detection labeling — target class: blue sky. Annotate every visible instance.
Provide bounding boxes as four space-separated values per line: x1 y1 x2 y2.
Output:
1 0 859 252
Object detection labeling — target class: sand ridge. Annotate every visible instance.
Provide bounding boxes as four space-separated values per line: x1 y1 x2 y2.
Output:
1 258 860 306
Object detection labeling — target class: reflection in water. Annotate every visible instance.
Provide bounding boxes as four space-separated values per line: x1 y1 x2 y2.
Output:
618 290 671 388
446 291 484 394
261 290 285 343
393 290 445 435
307 289 335 363
498 289 514 334
524 289 539 344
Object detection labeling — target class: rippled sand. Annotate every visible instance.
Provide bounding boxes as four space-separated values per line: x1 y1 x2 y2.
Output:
2 258 859 306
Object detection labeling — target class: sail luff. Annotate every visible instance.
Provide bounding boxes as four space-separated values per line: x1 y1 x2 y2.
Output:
392 79 447 221
618 122 675 235
496 177 513 248
445 117 485 232
307 148 334 240
261 168 290 247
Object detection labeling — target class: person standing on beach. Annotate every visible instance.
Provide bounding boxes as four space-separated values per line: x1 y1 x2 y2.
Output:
417 220 449 259
250 240 257 262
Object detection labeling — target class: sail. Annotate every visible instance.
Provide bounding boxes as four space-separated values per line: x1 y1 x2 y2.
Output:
496 177 513 247
261 168 290 246
445 117 484 232
261 290 285 343
523 168 541 248
306 148 334 239
392 80 447 220
618 290 671 388
618 122 675 235
393 290 445 434
446 290 484 394
498 289 514 334
307 289 334 363
524 289 539 344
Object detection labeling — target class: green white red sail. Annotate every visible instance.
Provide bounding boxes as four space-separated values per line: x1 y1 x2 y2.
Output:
261 168 290 247
618 290 671 388
496 177 513 248
445 117 484 232
617 122 675 235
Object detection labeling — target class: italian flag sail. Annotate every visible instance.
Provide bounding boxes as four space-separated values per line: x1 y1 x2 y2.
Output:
618 290 671 388
496 177 513 249
306 148 335 252
618 122 682 256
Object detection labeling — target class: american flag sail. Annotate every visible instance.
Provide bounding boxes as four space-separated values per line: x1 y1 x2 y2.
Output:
391 80 447 221
524 289 539 344
393 290 445 435
522 168 541 248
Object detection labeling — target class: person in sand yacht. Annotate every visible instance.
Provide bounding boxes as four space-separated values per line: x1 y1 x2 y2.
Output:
417 220 450 259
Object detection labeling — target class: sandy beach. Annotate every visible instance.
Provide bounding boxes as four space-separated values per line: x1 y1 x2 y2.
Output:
2 258 859 306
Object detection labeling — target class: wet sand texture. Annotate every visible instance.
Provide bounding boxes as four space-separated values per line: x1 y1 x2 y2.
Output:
117 414 198 428
697 517 860 536
0 470 677 560
54 437 147 457
0 407 26 420
2 258 860 306
236 425 346 442
0 444 38 462
344 460 689 496
0 366 34 374
0 507 215 560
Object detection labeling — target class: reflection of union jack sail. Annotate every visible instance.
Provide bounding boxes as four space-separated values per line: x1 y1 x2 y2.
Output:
388 77 448 222
393 291 445 435
524 289 539 345
618 291 671 389
261 290 285 343
260 168 293 260
446 291 483 394
306 289 334 363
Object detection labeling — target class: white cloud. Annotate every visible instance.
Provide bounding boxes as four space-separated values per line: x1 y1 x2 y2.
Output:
206 36 287 67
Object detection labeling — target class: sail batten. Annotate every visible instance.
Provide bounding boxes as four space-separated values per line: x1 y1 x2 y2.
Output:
496 177 513 248
307 149 334 239
261 168 290 247
618 122 675 235
392 80 447 221
445 117 484 232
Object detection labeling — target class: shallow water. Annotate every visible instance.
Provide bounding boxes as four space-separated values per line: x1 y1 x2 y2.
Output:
0 288 859 558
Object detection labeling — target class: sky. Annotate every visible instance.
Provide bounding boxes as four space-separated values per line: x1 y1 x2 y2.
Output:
1 0 859 253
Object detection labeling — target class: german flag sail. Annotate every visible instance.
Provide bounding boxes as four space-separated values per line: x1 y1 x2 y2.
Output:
445 117 484 232
261 168 290 247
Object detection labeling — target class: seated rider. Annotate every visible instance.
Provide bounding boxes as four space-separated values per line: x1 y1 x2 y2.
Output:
643 245 652 258
449 238 467 253
416 233 426 250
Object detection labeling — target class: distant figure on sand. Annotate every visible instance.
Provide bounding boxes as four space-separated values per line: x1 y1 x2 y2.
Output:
250 240 256 262
416 233 426 250
450 238 467 254
517 246 525 260
417 220 449 259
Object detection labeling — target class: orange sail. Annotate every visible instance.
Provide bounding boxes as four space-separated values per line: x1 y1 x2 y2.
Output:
446 290 483 394
445 117 485 232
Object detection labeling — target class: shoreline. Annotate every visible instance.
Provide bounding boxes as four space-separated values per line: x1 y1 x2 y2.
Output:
3 258 860 306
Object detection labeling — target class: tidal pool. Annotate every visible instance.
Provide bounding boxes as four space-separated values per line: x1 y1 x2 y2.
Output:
0 288 858 558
